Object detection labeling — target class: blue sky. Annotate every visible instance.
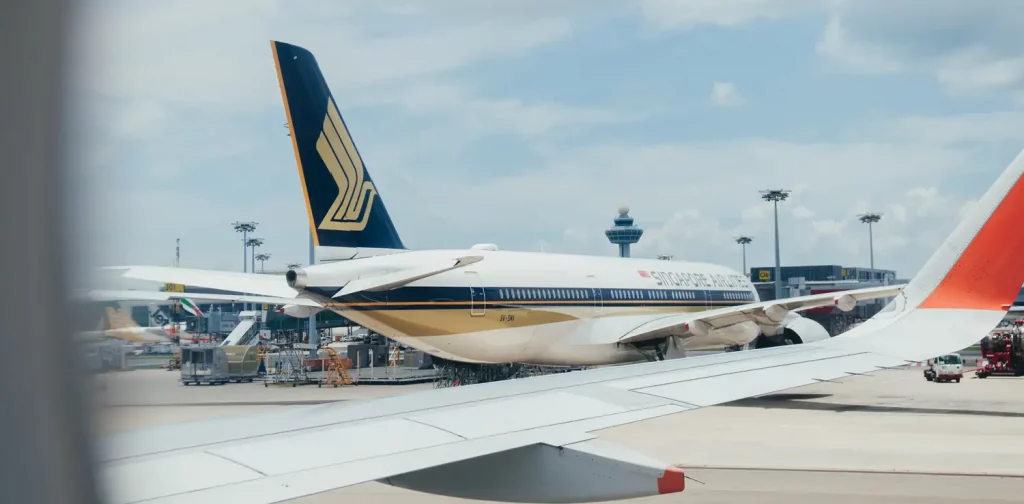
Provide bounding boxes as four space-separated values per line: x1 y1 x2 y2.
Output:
70 0 1024 285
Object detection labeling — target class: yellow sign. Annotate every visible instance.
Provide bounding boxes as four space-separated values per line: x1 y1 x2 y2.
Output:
841 269 849 277
163 283 184 293
758 270 770 281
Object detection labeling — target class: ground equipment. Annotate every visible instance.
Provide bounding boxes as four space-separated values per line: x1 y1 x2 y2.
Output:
924 353 963 383
976 320 1024 378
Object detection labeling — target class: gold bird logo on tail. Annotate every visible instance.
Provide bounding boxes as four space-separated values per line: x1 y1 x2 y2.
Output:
316 97 376 231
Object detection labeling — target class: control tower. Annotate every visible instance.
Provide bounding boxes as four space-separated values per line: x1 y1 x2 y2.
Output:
605 206 644 258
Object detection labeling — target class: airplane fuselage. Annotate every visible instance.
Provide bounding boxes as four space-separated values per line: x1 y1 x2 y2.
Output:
300 249 761 366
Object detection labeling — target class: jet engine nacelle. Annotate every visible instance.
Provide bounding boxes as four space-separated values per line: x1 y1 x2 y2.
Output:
753 312 830 348
277 304 324 318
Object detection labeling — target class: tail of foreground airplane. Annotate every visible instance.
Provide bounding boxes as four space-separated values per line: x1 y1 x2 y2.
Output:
271 40 406 251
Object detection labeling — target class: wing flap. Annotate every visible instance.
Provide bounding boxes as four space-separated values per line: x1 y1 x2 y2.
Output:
635 352 907 406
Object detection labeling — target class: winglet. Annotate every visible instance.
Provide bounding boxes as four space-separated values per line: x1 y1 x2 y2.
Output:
908 148 1024 310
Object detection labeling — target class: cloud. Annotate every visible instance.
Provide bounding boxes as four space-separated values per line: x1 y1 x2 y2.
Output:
634 0 1024 100
709 82 747 107
637 0 821 31
791 205 815 219
815 0 1024 98
72 1 1024 285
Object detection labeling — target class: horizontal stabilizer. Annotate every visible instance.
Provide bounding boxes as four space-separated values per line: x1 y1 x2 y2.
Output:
337 256 483 296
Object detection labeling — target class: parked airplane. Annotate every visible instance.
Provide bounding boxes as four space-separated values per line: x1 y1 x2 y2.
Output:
99 115 1024 502
111 41 902 369
78 306 179 344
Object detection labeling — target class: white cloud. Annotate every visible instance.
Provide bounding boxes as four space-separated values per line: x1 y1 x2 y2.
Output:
637 0 821 31
815 0 1024 98
791 205 815 219
709 82 747 107
71 1 1024 283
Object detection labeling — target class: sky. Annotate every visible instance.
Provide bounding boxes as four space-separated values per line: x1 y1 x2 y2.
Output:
68 0 1024 285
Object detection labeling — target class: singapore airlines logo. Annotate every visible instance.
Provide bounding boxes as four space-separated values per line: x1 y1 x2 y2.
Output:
316 97 376 231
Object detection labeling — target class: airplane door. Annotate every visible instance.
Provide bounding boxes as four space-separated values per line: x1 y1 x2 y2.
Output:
466 271 486 317
587 275 603 315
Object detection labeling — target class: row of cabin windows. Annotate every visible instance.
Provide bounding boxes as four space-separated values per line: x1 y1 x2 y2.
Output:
723 291 753 300
610 289 688 300
497 288 592 301
492 288 751 302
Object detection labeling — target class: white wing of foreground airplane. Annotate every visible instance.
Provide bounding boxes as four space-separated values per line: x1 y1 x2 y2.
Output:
98 148 1024 503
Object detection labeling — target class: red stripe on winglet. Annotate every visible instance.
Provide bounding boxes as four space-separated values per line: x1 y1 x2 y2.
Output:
920 174 1024 310
657 467 685 494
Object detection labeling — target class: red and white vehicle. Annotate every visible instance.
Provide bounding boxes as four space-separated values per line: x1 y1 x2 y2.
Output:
977 321 1024 378
924 353 963 383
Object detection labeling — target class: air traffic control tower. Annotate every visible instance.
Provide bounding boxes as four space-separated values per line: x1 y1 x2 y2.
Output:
605 206 644 258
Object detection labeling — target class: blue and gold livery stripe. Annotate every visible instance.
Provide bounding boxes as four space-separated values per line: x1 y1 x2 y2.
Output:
308 286 756 310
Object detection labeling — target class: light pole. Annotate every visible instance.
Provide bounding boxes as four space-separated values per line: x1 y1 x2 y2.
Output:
246 238 264 274
858 212 882 271
231 221 257 272
255 253 271 273
760 189 790 300
735 236 753 274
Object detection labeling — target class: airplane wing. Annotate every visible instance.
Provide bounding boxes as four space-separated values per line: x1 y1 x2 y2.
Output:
618 284 905 344
79 289 322 308
104 266 299 298
97 147 1024 504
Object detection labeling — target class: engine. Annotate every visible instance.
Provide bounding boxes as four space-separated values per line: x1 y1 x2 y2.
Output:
753 312 831 348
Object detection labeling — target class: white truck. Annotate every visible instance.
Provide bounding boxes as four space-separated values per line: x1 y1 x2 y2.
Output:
923 353 964 383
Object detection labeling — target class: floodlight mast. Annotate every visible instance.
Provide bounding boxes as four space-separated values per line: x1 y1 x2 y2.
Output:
858 212 883 271
760 189 790 299
231 221 258 272
734 236 753 274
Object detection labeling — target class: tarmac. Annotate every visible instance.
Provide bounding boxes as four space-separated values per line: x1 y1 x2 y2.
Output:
93 366 1024 503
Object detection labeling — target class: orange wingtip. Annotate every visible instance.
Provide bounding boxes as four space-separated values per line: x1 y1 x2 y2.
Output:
920 166 1024 310
657 466 686 494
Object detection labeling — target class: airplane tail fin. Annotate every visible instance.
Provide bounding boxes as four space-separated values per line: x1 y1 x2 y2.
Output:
104 307 140 331
270 40 406 250
903 148 1024 311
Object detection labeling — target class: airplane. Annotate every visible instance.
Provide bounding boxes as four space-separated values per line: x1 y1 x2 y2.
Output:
98 125 1024 503
74 289 313 344
77 306 179 344
109 41 904 374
